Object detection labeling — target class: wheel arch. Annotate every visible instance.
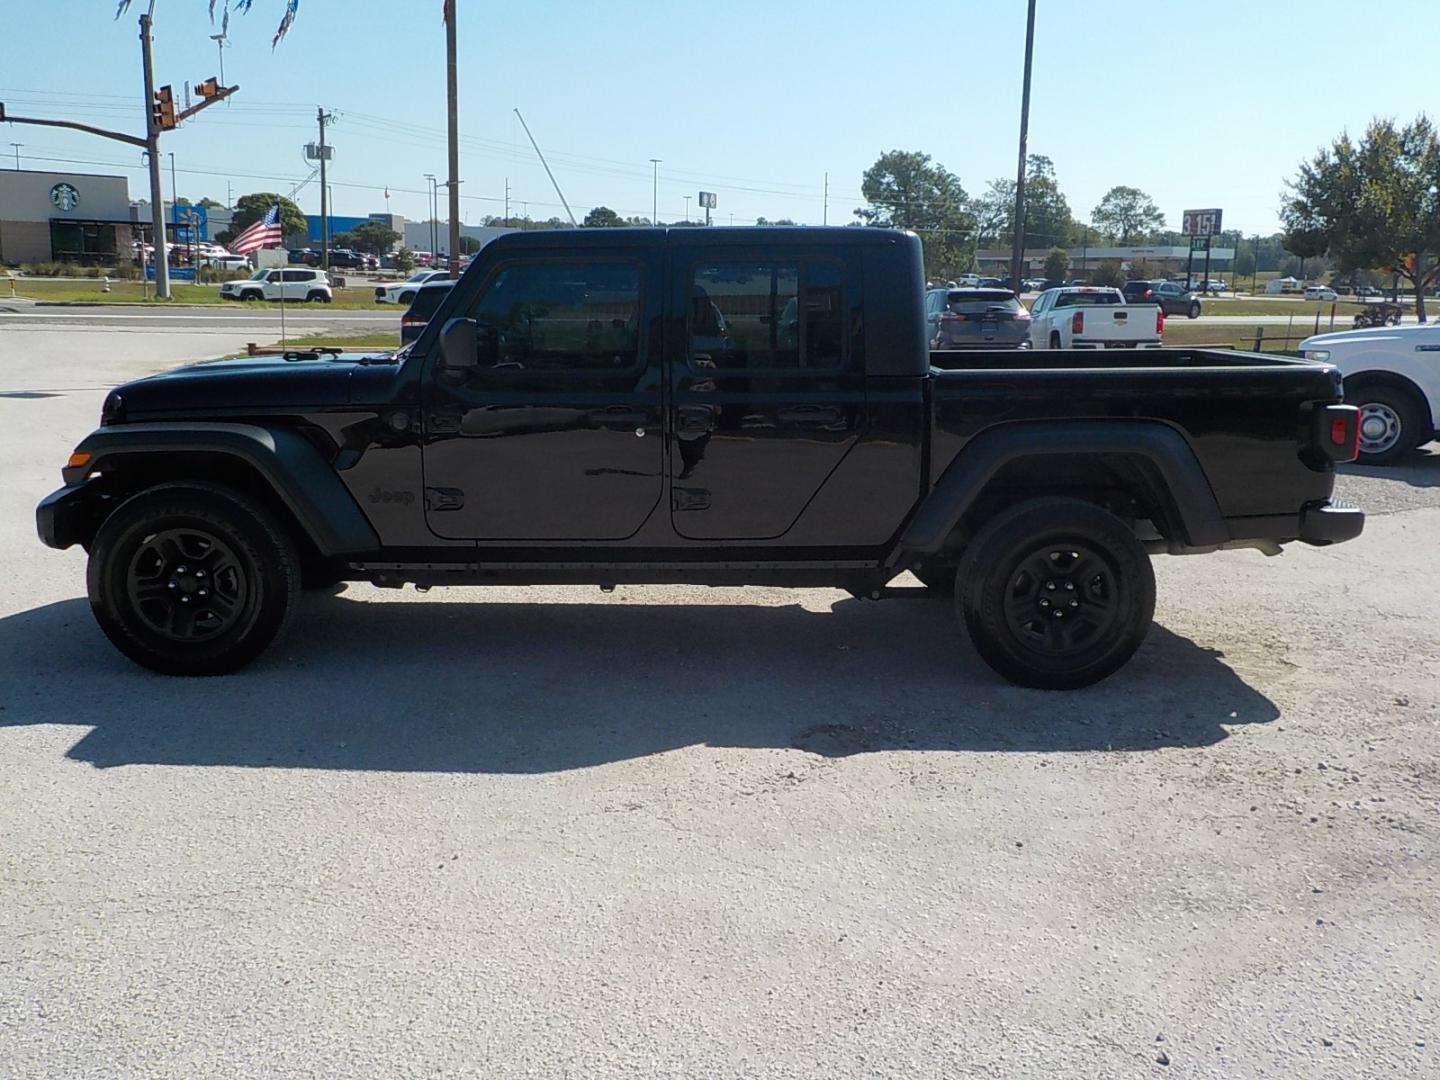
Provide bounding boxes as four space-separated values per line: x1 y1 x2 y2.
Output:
897 420 1228 562
61 423 379 558
1342 369 1436 433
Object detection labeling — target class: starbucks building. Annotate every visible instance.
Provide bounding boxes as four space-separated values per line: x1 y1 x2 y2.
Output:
0 169 135 265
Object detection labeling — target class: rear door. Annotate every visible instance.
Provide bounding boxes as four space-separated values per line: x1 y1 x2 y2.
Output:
421 244 664 540
667 243 866 540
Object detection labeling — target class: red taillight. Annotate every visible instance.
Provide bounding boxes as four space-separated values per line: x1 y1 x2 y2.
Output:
1156 309 1165 335
1071 311 1084 334
1144 289 1153 299
1330 417 1348 445
1316 405 1360 463
939 311 965 322
401 314 418 326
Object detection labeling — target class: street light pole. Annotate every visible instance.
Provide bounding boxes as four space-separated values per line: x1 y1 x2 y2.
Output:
445 0 460 273
140 8 171 298
684 195 691 223
1008 0 1037 292
424 173 436 259
650 158 661 224
8 143 21 170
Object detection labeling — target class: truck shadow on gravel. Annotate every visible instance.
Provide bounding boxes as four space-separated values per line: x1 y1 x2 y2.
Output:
0 592 1279 772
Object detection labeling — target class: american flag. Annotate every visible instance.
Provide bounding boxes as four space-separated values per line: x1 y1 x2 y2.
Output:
230 204 282 254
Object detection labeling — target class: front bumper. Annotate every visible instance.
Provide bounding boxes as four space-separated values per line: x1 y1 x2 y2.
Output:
36 481 98 550
1298 499 1365 546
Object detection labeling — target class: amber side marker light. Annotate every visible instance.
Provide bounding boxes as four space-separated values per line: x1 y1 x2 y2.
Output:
67 452 93 469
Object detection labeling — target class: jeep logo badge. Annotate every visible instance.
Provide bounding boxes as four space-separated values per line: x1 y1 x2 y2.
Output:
50 183 80 211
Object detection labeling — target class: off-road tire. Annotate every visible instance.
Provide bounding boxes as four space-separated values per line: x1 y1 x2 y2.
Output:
956 497 1155 689
87 483 300 676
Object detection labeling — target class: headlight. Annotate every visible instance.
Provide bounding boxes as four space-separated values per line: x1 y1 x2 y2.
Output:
1305 350 1331 362
101 392 125 425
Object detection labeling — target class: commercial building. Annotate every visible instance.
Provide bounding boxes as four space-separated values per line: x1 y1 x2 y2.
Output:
0 169 135 265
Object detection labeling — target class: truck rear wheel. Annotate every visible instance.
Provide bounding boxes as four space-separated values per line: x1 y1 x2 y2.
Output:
87 483 300 676
956 497 1155 689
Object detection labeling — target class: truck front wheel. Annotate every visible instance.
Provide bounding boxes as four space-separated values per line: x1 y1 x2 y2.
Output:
956 497 1155 689
86 483 300 676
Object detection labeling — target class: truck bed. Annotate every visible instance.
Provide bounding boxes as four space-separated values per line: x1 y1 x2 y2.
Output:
926 348 1344 521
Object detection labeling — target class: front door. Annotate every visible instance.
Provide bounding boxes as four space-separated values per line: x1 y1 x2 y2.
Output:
668 246 866 540
421 249 663 541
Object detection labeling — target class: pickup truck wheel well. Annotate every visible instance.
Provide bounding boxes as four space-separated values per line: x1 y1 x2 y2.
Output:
1343 372 1435 434
85 452 326 572
942 455 1182 557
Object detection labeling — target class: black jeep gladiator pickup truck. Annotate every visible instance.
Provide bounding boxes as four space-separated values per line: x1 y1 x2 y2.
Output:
37 227 1364 688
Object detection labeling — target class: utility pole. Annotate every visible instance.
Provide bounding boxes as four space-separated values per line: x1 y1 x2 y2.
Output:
684 195 691 223
8 143 21 170
316 107 332 270
424 173 436 258
141 7 171 298
1009 0 1037 292
445 0 461 273
823 171 829 225
650 158 661 224
504 177 510 224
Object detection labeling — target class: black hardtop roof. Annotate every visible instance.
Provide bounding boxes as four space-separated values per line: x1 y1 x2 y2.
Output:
481 225 913 255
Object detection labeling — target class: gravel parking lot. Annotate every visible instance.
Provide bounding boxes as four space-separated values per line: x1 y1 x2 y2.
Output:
2 321 1437 1078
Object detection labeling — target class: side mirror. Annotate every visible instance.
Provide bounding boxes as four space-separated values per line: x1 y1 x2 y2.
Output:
439 317 499 374
439 318 477 374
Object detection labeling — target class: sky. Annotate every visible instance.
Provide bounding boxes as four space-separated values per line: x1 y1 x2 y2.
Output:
3 0 1438 237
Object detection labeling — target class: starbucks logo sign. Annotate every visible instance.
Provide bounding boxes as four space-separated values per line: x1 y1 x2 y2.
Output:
50 183 81 211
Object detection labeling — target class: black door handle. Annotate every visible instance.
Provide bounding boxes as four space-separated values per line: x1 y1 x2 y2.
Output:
777 405 843 425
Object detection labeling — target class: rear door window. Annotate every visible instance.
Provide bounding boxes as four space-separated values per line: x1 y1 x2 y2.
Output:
689 260 845 372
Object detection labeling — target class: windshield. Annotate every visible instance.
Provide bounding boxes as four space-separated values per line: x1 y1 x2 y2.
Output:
248 269 269 281
406 272 431 283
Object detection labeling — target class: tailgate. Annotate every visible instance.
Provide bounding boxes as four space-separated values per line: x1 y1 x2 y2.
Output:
1073 303 1159 343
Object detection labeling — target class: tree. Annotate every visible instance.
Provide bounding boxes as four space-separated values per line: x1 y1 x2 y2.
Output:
197 197 225 209
458 235 481 255
1043 247 1069 282
347 220 401 254
1233 248 1256 279
1282 225 1329 282
392 247 416 273
1091 186 1166 244
854 150 974 277
1283 115 1440 321
583 206 625 228
1091 260 1125 288
755 217 798 226
231 192 308 243
332 231 356 249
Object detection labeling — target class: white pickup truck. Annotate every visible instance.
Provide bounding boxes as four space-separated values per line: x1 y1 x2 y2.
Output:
1029 286 1164 350
1301 323 1440 464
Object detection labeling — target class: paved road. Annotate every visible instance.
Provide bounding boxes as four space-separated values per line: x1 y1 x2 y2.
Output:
1 332 1437 1078
0 301 394 339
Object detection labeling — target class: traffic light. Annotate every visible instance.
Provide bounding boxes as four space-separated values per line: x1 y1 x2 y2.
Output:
152 85 176 131
195 78 220 100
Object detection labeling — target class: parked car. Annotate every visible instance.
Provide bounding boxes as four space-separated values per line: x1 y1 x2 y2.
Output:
1301 323 1440 464
1030 286 1165 349
375 269 451 304
1304 285 1339 301
1124 280 1201 318
219 267 332 302
322 248 363 270
200 252 250 271
287 248 320 266
1356 286 1385 298
38 227 1363 690
976 277 1005 288
1021 278 1047 292
924 287 1030 350
400 280 455 343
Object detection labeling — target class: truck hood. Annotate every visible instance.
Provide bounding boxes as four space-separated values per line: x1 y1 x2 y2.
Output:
112 351 398 417
1300 324 1440 351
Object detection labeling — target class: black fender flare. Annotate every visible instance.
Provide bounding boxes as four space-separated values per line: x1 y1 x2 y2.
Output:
897 420 1228 557
63 422 380 556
